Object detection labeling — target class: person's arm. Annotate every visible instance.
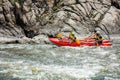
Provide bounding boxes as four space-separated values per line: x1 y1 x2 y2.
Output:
89 34 95 38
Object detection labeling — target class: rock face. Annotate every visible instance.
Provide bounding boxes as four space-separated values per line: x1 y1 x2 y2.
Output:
0 0 120 43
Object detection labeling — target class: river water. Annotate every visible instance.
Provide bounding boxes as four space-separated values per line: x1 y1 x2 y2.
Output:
0 43 120 80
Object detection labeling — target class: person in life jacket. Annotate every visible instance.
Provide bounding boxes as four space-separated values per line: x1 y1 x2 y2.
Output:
90 30 98 39
69 31 76 41
90 30 104 45
95 33 104 45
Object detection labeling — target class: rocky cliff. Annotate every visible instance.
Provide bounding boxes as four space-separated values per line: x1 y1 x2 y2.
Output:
0 0 120 43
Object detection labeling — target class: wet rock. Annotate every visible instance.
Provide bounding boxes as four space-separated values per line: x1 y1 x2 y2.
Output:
33 35 50 43
0 37 18 44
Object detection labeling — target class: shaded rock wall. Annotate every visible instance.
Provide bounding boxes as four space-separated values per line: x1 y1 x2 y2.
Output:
0 0 120 39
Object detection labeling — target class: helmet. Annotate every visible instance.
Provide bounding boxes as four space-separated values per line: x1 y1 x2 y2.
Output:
99 36 102 39
57 33 62 38
97 31 100 34
93 30 97 33
70 31 74 34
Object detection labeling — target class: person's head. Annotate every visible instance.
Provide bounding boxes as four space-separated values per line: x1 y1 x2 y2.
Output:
57 33 62 38
96 33 100 36
70 31 74 34
93 30 97 33
99 36 102 39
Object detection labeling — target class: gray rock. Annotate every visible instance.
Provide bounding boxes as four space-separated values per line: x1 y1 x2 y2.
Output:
0 7 3 13
0 0 120 44
24 0 32 6
100 6 120 34
0 14 5 23
22 5 30 13
25 11 36 26
15 2 21 9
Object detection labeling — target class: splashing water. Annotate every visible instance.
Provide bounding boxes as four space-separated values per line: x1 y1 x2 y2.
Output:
0 44 120 80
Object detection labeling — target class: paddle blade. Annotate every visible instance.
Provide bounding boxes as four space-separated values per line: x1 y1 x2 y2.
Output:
76 39 81 44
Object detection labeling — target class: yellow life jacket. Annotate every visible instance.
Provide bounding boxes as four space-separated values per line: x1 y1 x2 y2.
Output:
69 33 76 41
97 36 104 40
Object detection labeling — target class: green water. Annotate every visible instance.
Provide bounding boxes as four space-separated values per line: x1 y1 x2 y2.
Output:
0 44 120 80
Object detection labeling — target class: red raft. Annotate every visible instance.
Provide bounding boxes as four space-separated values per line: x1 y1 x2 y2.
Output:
49 37 112 47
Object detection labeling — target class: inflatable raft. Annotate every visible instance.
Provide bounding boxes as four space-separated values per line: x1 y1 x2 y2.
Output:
49 37 112 47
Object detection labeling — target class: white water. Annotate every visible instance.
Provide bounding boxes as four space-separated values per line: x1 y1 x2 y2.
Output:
0 44 120 80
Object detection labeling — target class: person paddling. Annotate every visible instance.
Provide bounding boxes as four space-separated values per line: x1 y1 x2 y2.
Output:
89 30 97 39
69 31 76 42
89 30 104 46
95 33 104 46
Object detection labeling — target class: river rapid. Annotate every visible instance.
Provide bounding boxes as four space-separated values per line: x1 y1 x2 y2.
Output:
0 43 120 80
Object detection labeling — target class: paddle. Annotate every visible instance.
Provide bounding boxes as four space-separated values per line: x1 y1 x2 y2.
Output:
75 39 81 44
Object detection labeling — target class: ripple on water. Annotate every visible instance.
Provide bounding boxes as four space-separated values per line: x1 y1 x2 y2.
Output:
0 44 120 80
